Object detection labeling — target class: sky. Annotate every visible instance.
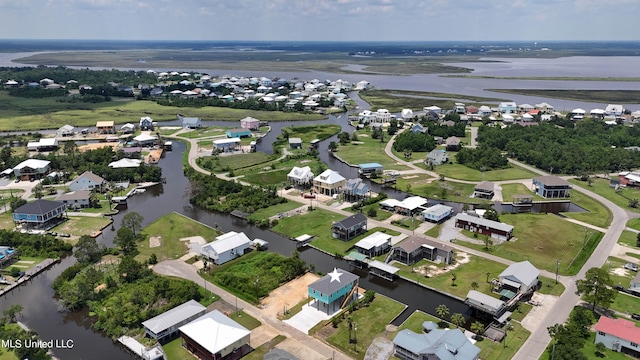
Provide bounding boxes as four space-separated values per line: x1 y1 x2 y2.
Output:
0 0 638 42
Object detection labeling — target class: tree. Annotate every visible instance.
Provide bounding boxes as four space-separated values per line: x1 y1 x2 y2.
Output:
3 304 23 323
118 256 146 283
637 232 640 247
74 235 104 263
328 141 338 152
483 236 493 250
367 208 377 218
630 198 639 208
483 208 500 222
471 281 479 291
470 321 485 338
63 140 78 157
121 212 144 236
575 267 617 311
351 132 359 141
114 226 137 255
33 183 44 199
451 273 457 286
435 304 450 320
451 313 465 328
594 342 606 356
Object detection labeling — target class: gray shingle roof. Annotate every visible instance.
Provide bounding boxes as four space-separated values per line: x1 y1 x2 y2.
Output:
393 328 480 360
14 199 65 215
334 213 367 229
308 268 359 295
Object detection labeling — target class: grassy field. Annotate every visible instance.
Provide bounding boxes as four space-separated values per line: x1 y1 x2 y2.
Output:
561 187 612 228
325 295 406 360
271 208 343 243
176 126 231 139
610 291 640 316
52 215 112 237
198 152 275 173
602 256 637 289
457 213 602 275
247 201 303 222
136 212 221 263
500 183 544 203
332 131 411 171
628 219 640 231
618 230 638 248
395 175 477 203
275 124 342 146
0 94 325 131
359 89 506 113
237 156 325 186
229 310 262 330
345 203 395 221
162 338 195 360
569 177 640 214
311 226 400 256
433 158 539 182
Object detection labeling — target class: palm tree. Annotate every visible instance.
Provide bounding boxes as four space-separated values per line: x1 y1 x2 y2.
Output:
435 304 450 320
471 281 479 291
451 313 466 328
470 321 485 339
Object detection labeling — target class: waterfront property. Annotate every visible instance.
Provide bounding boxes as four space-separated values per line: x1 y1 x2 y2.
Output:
226 128 252 138
354 231 391 257
12 199 67 230
421 204 454 223
240 116 260 130
393 321 480 360
474 181 495 200
179 310 251 360
395 196 429 216
55 190 92 209
358 163 383 176
109 158 142 168
287 166 314 187
133 133 158 147
288 137 302 149
498 261 540 293
179 115 202 129
425 150 448 166
13 159 50 180
69 171 106 192
140 116 154 130
331 213 367 241
142 299 206 344
0 246 16 266
213 138 241 152
387 236 454 265
342 178 369 202
595 316 640 357
464 290 506 318
96 120 115 134
308 268 359 315
197 231 252 265
56 124 75 137
27 138 59 152
313 169 346 196
532 175 571 198
454 212 514 241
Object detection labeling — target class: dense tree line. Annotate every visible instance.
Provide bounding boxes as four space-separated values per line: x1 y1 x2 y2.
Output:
419 121 466 138
455 146 508 170
187 169 287 213
0 229 72 258
392 131 436 152
8 87 67 98
477 119 640 174
0 312 50 360
546 307 596 360
0 66 158 87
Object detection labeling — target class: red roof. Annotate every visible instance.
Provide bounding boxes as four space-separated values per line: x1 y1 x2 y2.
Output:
596 317 640 343
528 109 540 115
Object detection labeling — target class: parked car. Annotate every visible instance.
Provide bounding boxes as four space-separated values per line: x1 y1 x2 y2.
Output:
58 233 70 238
633 313 640 320
625 262 638 272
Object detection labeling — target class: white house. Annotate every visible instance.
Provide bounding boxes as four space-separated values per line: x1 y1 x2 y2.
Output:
108 158 142 168
287 166 314 187
499 102 517 114
605 104 624 116
69 171 106 192
423 105 442 115
358 110 377 123
422 204 453 223
142 300 206 343
595 317 640 357
313 169 346 196
198 231 252 265
498 261 540 292
426 150 448 166
56 125 75 137
376 109 391 123
401 109 414 120
354 231 392 257
55 190 92 209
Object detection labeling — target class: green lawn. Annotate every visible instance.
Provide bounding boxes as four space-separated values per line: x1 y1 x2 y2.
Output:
396 176 476 203
52 215 112 236
610 291 640 317
424 224 442 237
325 295 406 360
242 335 287 360
433 156 538 182
247 201 303 222
562 188 612 228
176 126 231 139
475 322 530 360
500 183 543 203
539 332 633 360
198 152 274 172
272 124 342 150
136 212 221 262
237 156 325 187
0 213 16 230
311 225 399 256
162 338 195 360
345 203 395 221
229 310 262 330
570 177 640 213
456 213 603 275
602 256 637 289
628 218 640 231
332 130 411 171
618 230 639 248
271 208 344 249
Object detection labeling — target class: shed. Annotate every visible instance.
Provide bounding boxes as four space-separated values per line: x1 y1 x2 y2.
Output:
288 137 302 149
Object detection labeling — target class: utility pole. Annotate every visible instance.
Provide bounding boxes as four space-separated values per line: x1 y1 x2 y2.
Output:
555 260 559 284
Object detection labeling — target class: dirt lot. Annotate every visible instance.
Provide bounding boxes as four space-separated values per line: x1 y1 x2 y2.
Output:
260 272 320 318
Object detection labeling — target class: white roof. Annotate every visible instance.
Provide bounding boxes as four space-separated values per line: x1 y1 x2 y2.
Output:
502 114 514 121
499 261 539 287
213 138 241 145
287 166 313 181
422 204 453 217
572 108 586 114
58 124 74 131
590 108 606 115
314 169 345 185
133 134 158 142
179 310 250 355
142 300 205 334
465 290 505 312
39 138 58 146
454 212 514 233
14 159 50 170
397 196 428 210
121 123 135 129
355 231 391 251
379 199 401 208
369 260 399 274
108 158 142 168
202 231 251 255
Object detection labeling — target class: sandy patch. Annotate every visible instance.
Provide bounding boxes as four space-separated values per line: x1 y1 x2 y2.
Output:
149 236 162 248
402 175 418 179
300 159 313 164
611 267 629 277
413 252 471 277
16 260 34 264
180 236 207 245
260 272 320 318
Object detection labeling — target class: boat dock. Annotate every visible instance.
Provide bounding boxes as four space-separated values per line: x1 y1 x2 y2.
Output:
117 336 165 360
0 258 59 297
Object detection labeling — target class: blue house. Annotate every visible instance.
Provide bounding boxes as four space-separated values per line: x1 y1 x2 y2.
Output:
226 128 252 138
308 268 359 314
498 102 517 114
410 123 427 134
13 199 66 230
178 115 202 129
358 163 383 176
532 175 571 198
422 204 454 223
343 178 370 202
393 322 480 360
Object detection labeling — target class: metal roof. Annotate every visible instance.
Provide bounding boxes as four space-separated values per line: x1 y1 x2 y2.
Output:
475 181 495 192
334 213 367 229
422 204 453 217
179 310 250 355
202 231 251 255
56 190 91 201
393 328 480 360
394 236 454 254
14 159 50 170
308 268 359 295
533 175 571 187
358 163 383 170
354 231 391 250
498 261 539 288
142 299 205 334
369 260 399 275
454 213 514 233
75 171 105 184
464 290 505 313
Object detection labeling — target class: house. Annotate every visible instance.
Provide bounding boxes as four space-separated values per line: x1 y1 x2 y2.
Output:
27 138 59 152
12 199 66 230
474 181 495 199
96 121 115 134
464 290 506 318
287 166 314 187
354 231 391 257
478 105 493 117
358 163 383 176
535 102 555 113
388 236 454 265
56 125 74 137
225 128 251 138
55 191 92 209
308 268 359 314
179 310 251 360
198 231 251 265
454 103 466 114
120 123 135 134
532 176 571 198
605 104 624 116
140 116 154 130
343 178 369 202
69 171 106 192
498 102 517 114
445 136 461 151
454 213 514 241
358 110 377 123
142 300 206 344
289 137 302 149
379 198 402 212
393 325 480 360
331 213 367 241
518 104 534 112
213 138 241 152
499 261 540 293
376 109 391 123
13 159 50 180
395 196 429 216
422 204 454 223
618 171 640 187
179 115 202 129
313 169 346 196
108 158 142 168
133 134 158 147
571 108 586 120
595 316 640 357
426 150 448 166
240 117 260 130
401 109 414 120
0 246 16 266
424 105 442 115
410 123 427 134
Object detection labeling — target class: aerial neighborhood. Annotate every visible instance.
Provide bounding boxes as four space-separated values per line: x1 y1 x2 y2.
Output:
1 62 640 360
